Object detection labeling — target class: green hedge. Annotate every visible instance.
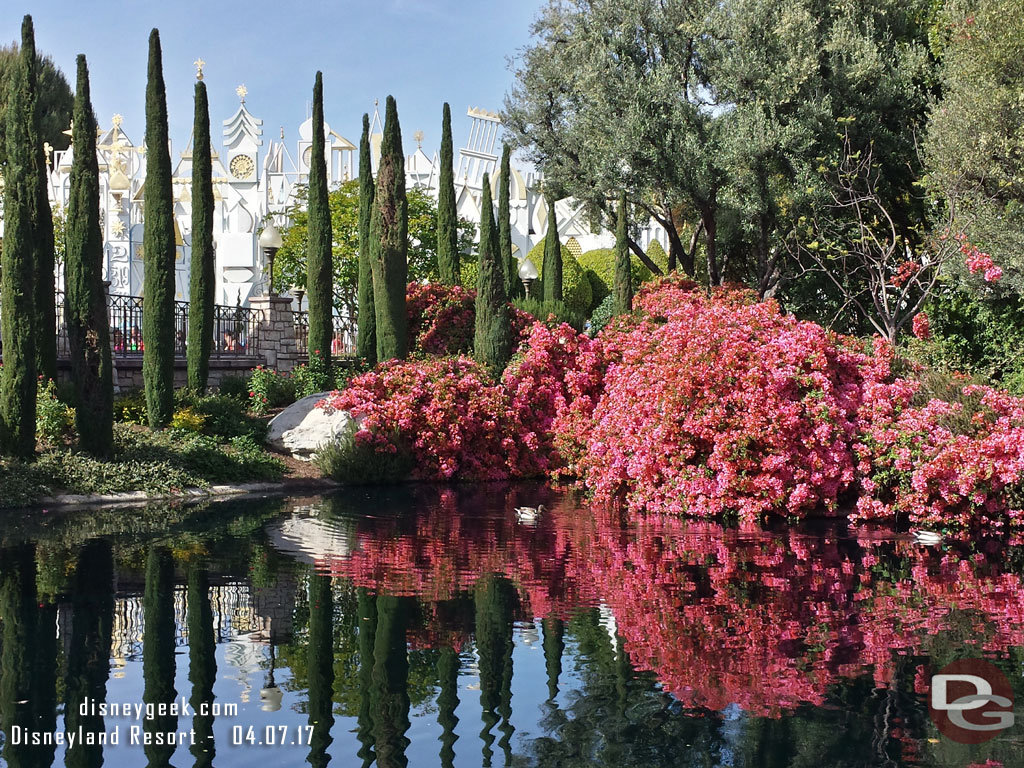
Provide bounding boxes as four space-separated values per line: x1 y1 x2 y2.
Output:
526 242 592 316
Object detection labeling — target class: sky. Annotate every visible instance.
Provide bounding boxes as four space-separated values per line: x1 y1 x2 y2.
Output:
2 0 546 159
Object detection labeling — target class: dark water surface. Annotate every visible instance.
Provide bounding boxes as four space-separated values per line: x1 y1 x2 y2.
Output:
0 484 1022 767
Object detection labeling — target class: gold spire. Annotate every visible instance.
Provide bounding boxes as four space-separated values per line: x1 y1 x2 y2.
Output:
194 58 205 81
413 130 424 148
236 84 248 103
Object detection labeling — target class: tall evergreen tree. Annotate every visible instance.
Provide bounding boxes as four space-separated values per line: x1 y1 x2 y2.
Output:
0 546 38 768
65 55 113 457
542 617 564 701
187 77 215 393
542 196 562 302
141 29 176 428
613 191 633 314
474 173 514 374
22 20 57 383
437 102 459 285
356 113 377 364
475 576 516 767
498 144 520 299
0 16 38 458
306 72 333 368
370 95 409 361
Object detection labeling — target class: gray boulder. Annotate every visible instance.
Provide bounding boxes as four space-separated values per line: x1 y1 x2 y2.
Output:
266 392 358 459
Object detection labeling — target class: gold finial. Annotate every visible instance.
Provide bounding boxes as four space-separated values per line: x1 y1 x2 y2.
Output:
374 98 379 107
112 113 123 128
194 58 205 81
236 84 248 103
280 126 285 139
43 141 53 165
63 119 74 138
413 130 424 148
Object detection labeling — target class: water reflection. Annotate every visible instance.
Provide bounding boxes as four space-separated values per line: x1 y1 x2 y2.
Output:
0 487 1022 767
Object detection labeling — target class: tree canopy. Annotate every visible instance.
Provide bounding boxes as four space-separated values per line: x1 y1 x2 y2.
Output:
0 43 73 167
272 180 475 318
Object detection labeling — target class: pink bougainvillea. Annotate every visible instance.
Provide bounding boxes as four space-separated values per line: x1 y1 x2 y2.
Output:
322 275 1024 532
959 235 1003 283
912 311 931 340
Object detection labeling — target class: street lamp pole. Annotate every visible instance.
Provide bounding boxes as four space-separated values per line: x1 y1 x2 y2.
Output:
518 256 539 299
259 223 283 297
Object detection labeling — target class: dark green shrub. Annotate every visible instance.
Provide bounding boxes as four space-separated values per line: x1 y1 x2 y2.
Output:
588 294 616 337
216 374 250 401
512 296 587 332
314 426 413 484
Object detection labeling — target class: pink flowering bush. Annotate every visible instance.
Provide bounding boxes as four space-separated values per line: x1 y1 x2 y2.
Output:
405 281 538 355
406 281 477 355
853 380 1024 532
958 234 1003 283
578 277 874 522
502 321 607 476
319 356 522 481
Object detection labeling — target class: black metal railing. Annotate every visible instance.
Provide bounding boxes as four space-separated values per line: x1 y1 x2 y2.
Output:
52 292 261 360
293 311 357 358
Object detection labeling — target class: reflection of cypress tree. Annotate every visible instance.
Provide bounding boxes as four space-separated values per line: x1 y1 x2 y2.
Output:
142 547 177 768
187 563 216 767
0 546 38 768
356 588 377 768
65 540 114 768
371 594 411 768
475 576 516 767
437 646 460 768
307 573 335 768
542 617 564 701
34 594 58 768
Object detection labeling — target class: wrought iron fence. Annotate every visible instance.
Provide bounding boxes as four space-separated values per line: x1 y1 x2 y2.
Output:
51 292 261 359
293 311 357 358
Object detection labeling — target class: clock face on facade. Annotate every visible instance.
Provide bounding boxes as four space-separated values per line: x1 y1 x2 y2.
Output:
229 154 255 180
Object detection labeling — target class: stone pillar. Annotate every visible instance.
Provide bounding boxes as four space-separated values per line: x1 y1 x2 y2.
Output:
250 294 299 373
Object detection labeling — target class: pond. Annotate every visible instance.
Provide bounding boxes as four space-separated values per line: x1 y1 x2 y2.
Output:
0 484 1021 767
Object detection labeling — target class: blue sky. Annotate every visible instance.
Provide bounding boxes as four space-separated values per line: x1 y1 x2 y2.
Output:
3 0 545 158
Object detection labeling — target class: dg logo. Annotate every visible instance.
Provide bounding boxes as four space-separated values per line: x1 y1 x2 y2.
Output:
929 658 1016 744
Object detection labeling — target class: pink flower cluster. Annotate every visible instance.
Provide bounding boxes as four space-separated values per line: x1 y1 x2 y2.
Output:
959 235 1003 282
319 356 525 480
502 321 606 476
405 281 477 355
853 381 1024 531
578 278 873 522
911 311 931 340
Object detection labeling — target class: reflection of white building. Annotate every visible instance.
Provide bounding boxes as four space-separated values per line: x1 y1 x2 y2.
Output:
42 82 666 307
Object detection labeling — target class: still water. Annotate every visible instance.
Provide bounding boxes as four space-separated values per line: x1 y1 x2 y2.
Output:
0 484 1022 767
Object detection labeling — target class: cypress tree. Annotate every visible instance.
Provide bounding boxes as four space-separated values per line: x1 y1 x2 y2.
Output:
141 29 176 428
187 78 215 393
370 95 408 362
542 196 562 302
437 102 459 285
498 144 520 299
306 72 333 368
356 113 377 364
613 191 633 314
65 55 114 457
371 595 411 768
437 646 460 768
0 16 38 458
474 173 513 374
23 19 57 383
356 588 378 768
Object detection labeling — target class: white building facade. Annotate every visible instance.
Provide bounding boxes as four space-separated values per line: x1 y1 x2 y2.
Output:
43 92 667 306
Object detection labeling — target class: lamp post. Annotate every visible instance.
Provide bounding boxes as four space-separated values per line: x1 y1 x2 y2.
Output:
259 223 283 296
518 257 539 299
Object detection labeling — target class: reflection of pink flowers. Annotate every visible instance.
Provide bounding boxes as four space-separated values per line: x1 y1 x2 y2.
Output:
912 312 931 340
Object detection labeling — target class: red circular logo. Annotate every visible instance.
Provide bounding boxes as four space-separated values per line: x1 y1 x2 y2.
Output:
928 658 1015 744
